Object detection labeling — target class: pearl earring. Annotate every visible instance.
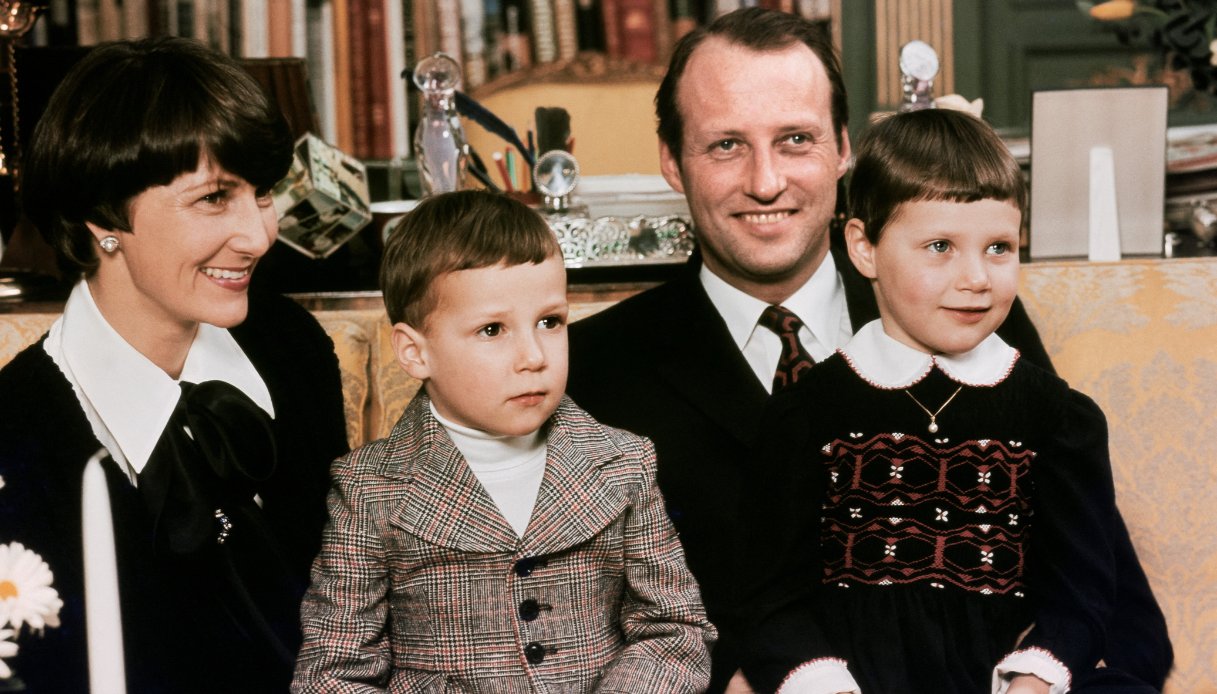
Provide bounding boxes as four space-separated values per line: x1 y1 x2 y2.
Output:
99 236 120 253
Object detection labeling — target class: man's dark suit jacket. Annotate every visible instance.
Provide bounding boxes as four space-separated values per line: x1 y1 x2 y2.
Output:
567 245 1171 693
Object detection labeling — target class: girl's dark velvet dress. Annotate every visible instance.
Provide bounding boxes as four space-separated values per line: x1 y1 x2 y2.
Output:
0 291 348 693
746 329 1118 694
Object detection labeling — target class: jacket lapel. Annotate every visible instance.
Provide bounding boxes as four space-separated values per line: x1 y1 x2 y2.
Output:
653 262 769 446
384 393 520 553
523 398 628 555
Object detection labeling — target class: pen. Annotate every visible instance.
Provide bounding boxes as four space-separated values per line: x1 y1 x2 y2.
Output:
493 151 514 192
505 149 518 192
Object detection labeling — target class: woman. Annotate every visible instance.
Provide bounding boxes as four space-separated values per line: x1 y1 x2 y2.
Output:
0 38 348 692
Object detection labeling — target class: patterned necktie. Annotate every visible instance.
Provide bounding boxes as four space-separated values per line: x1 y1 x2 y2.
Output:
758 304 815 392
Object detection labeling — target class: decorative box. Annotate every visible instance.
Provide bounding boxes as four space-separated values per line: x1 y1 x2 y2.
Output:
272 134 372 259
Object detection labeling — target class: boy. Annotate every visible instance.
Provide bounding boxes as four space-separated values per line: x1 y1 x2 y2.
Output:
293 190 715 692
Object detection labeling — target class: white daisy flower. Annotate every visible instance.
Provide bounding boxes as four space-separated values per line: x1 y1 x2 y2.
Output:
0 543 63 634
0 628 17 680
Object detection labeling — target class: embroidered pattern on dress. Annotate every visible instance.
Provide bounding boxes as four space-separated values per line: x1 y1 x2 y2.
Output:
820 433 1035 595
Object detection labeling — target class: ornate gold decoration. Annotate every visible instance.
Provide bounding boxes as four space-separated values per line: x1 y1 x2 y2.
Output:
0 0 44 180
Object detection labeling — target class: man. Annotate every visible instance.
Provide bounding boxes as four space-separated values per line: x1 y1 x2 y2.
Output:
567 8 1170 693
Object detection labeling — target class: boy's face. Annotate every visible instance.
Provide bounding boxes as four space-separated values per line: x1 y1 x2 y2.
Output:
846 198 1021 356
393 255 569 437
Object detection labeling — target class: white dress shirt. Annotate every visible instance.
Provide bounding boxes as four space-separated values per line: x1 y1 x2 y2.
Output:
700 251 853 393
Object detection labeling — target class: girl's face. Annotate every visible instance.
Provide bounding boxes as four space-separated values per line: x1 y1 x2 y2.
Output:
846 198 1022 356
87 154 277 347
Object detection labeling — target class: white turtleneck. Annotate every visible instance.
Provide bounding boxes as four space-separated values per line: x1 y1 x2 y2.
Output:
431 403 547 537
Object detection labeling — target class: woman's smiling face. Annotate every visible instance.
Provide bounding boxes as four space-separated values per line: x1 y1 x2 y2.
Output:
89 154 279 338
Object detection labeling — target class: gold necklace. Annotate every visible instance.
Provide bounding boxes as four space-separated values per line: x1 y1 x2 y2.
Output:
904 385 963 434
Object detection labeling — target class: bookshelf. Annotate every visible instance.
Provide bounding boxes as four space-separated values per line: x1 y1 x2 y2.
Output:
0 1 834 250
6 0 832 166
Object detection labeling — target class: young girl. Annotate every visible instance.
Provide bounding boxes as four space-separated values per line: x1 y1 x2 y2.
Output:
742 109 1117 694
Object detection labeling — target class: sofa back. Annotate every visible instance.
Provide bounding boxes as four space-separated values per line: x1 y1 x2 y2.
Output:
2 257 1214 692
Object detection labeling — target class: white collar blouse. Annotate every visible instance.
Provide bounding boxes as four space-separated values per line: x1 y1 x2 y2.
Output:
44 280 273 481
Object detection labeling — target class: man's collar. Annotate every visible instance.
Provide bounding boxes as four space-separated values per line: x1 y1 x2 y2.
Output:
698 251 844 351
839 320 1019 389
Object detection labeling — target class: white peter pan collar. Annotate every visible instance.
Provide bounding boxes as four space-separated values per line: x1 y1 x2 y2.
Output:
49 280 274 474
839 319 1019 389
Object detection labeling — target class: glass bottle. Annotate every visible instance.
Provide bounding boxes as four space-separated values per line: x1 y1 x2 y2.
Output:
412 53 469 195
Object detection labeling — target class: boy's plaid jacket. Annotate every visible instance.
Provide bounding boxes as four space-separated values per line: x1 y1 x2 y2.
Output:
293 392 716 692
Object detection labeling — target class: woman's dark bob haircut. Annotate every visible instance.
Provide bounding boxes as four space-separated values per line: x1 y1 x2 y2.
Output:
20 36 294 276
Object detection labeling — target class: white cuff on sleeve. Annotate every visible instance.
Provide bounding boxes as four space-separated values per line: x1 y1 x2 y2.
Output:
777 658 861 694
992 647 1072 694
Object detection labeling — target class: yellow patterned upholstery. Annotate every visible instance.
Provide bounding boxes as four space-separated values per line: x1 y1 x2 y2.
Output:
0 314 56 363
1 257 1214 691
312 311 378 450
1018 258 1217 694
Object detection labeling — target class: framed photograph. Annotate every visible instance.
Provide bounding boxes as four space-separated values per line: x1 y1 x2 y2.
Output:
1029 86 1168 259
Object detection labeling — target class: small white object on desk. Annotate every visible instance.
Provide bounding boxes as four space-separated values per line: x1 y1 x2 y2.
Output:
1089 145 1122 262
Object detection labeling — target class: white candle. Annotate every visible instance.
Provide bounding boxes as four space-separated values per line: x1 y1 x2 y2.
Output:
82 449 126 694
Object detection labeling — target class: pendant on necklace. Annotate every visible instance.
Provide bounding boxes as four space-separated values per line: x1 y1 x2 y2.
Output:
905 385 963 435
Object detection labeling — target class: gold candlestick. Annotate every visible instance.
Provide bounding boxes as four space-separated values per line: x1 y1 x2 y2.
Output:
1 0 44 181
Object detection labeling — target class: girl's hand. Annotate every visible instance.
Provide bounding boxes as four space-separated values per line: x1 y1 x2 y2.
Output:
1005 673 1051 694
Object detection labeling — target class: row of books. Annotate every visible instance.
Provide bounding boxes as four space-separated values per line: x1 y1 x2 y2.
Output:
27 0 410 160
426 0 832 90
25 0 831 161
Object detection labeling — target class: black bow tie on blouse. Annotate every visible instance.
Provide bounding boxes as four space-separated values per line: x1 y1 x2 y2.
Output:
139 380 277 556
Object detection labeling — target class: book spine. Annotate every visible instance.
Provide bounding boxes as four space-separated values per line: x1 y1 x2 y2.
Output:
45 0 79 44
192 0 209 45
241 0 267 57
212 0 231 53
671 0 697 43
460 0 487 88
331 0 353 151
267 0 292 56
412 0 437 62
306 0 338 143
96 0 120 41
482 0 504 77
165 0 178 38
347 0 370 157
575 0 602 52
712 0 739 19
436 0 463 63
600 0 619 58
365 0 391 158
227 0 241 55
553 0 578 61
528 0 556 63
385 0 409 158
616 0 656 63
121 0 148 39
652 0 672 61
501 2 531 71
